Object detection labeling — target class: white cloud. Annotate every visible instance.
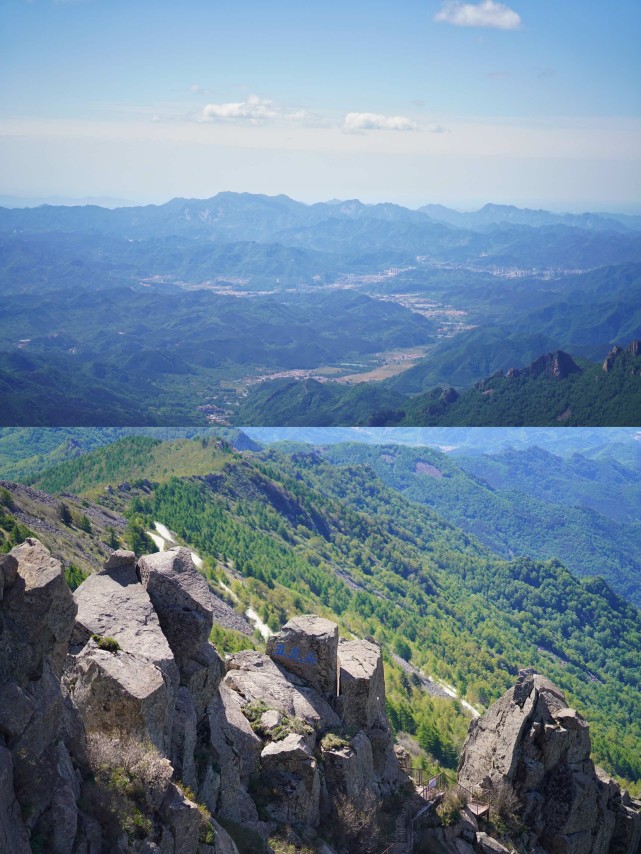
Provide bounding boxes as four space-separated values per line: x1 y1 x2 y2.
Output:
435 1 522 30
343 112 420 133
199 94 307 124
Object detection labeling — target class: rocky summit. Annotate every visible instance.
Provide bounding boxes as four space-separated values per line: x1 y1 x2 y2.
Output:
2 538 641 853
0 539 407 854
458 670 641 854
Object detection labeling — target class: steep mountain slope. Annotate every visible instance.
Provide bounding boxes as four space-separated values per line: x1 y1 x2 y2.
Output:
314 442 641 606
17 435 641 793
400 342 641 426
458 444 641 523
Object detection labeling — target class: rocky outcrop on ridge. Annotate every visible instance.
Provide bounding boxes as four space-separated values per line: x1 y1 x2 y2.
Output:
458 670 641 854
0 540 407 853
504 351 582 381
603 340 641 373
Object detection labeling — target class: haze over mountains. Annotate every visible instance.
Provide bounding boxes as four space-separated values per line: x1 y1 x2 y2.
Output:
1 192 640 426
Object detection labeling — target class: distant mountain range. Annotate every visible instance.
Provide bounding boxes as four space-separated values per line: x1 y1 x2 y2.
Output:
419 202 641 233
1 192 640 425
2 193 640 274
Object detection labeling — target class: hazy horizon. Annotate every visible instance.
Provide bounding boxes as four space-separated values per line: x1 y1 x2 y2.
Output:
1 191 640 217
2 0 640 213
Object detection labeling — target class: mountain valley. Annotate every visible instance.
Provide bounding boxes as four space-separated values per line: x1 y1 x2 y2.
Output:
2 194 641 426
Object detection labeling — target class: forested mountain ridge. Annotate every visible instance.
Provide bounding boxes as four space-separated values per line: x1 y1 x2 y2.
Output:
15 431 641 606
313 441 641 606
6 434 641 795
236 339 641 426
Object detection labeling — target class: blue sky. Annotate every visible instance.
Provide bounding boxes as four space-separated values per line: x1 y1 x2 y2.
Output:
1 0 640 210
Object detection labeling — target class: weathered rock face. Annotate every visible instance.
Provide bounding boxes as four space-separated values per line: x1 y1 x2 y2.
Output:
71 549 179 687
260 733 321 828
0 539 78 854
0 553 18 601
137 548 224 720
337 638 386 730
1 538 77 685
66 641 173 752
225 650 341 731
266 614 339 699
138 548 213 668
458 671 641 854
603 340 641 372
0 539 238 854
224 613 407 842
0 746 30 854
1 540 407 853
321 730 376 806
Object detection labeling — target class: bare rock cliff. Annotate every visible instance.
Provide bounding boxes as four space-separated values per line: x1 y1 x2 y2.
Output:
0 540 407 854
458 670 641 854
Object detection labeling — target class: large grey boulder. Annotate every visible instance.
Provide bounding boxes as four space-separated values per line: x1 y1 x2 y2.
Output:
1 538 76 683
458 671 641 854
260 733 321 829
72 550 179 689
321 730 377 805
266 614 338 700
337 638 386 730
475 832 513 853
224 650 340 730
137 548 213 667
65 642 173 752
137 548 224 716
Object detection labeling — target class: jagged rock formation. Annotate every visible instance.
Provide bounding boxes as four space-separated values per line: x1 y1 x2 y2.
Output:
505 351 582 381
0 540 407 853
458 670 641 854
603 340 641 373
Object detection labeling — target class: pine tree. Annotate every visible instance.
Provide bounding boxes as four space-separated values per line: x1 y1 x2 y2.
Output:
78 514 92 534
58 502 72 526
106 526 120 549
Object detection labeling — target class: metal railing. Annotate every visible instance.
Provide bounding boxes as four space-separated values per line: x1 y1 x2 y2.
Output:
379 765 490 852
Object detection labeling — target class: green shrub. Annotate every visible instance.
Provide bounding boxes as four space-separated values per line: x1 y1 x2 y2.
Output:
65 562 88 591
437 788 467 826
321 732 350 751
92 634 121 653
84 732 172 845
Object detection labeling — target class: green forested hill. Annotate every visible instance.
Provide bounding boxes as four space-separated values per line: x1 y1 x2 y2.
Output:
237 342 641 426
0 284 438 426
314 442 641 606
26 435 641 792
457 444 641 523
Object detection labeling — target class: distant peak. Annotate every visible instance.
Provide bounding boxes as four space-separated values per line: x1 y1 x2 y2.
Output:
508 350 581 381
